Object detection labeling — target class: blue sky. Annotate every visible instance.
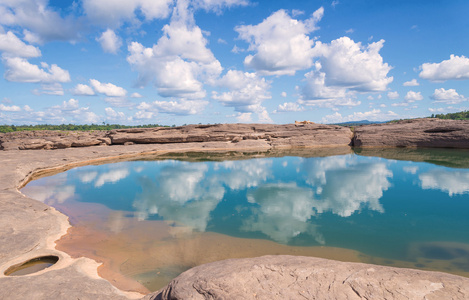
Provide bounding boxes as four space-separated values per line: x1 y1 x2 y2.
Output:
0 0 468 125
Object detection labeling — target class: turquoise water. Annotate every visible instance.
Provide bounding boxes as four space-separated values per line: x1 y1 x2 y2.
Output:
21 151 469 289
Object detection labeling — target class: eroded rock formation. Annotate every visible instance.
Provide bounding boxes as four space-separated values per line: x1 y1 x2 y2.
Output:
353 118 469 148
0 123 353 150
3 119 469 151
150 255 469 300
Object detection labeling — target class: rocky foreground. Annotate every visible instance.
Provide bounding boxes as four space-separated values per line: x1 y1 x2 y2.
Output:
1 118 469 300
2 118 469 151
148 255 469 300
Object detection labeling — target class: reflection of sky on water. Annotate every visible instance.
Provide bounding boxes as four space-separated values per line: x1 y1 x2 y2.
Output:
21 154 469 249
419 169 469 196
94 168 130 187
243 182 324 244
133 162 225 230
214 160 272 190
132 159 272 231
22 172 76 205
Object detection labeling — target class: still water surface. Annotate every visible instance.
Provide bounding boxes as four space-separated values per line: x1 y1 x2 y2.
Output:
22 151 469 292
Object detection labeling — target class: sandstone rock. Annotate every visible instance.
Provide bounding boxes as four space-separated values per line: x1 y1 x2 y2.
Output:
108 123 353 149
0 130 109 150
2 119 469 151
353 118 469 148
150 255 469 300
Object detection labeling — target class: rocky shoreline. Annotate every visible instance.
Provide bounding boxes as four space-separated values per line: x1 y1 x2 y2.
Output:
1 119 469 299
2 118 469 151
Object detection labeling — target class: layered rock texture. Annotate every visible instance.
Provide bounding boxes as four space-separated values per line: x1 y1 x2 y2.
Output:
353 118 469 148
2 119 469 151
0 130 110 150
150 255 469 300
0 123 353 151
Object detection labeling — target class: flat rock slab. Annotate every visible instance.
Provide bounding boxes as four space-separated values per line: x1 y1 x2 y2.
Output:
353 118 469 148
151 255 469 300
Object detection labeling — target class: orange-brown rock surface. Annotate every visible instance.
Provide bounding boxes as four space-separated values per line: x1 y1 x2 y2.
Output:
3 119 469 151
0 123 353 150
108 123 353 148
0 130 110 150
353 118 469 148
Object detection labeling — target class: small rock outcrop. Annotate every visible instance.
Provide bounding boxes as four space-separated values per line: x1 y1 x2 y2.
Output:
150 255 469 300
353 118 469 148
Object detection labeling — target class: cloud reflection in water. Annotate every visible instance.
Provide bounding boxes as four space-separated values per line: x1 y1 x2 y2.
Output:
419 169 469 196
131 156 393 245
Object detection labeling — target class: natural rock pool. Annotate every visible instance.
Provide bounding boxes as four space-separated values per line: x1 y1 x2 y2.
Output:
21 150 469 293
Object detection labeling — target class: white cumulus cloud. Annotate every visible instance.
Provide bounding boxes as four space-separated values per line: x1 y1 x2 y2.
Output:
105 107 127 121
152 99 209 115
136 98 209 116
235 8 323 75
404 90 423 102
212 70 272 122
300 37 392 108
275 102 305 113
0 30 41 57
72 84 95 96
0 104 21 111
3 57 70 83
419 55 469 82
131 92 143 98
90 79 127 97
0 0 81 43
403 79 419 86
387 91 399 99
96 29 123 54
127 1 222 99
431 88 466 104
83 0 173 28
311 37 393 92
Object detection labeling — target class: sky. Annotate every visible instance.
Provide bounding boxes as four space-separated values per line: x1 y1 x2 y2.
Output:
0 0 468 126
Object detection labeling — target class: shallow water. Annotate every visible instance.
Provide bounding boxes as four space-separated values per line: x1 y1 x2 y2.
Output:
22 150 469 292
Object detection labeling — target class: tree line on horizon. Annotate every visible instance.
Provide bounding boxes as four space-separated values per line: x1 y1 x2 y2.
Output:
429 110 469 120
